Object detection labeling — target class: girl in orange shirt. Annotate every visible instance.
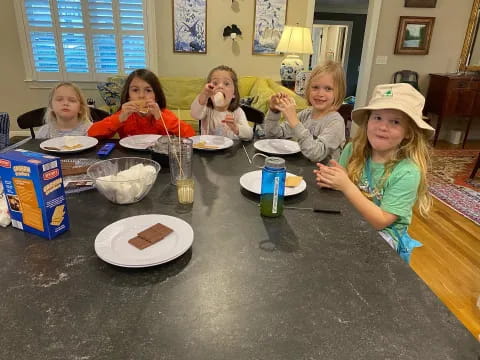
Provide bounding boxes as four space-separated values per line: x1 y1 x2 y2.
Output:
88 69 195 139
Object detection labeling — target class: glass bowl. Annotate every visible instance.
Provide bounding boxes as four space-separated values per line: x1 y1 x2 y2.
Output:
87 157 160 204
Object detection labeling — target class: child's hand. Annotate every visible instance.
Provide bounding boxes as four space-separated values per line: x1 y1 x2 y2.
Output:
119 101 140 122
313 160 351 192
276 96 299 128
146 100 161 121
221 113 239 135
199 83 215 105
268 93 288 113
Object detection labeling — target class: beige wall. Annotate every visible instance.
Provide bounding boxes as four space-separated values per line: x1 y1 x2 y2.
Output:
0 0 309 133
367 0 471 93
366 0 475 138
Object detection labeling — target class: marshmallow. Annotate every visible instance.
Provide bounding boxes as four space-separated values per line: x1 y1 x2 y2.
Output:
213 92 225 107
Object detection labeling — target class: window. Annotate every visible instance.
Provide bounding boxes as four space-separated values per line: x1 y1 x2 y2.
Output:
15 0 156 82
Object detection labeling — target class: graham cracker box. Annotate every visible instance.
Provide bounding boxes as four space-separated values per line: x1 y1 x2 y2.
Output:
0 149 69 239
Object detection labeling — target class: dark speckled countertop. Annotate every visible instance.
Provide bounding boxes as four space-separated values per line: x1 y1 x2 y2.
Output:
0 139 478 360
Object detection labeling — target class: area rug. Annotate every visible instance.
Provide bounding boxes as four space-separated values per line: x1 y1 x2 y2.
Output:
428 149 480 225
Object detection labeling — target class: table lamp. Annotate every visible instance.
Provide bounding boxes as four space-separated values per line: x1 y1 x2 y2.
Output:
275 25 313 88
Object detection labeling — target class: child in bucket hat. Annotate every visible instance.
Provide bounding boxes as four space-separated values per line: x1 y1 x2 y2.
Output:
314 83 435 264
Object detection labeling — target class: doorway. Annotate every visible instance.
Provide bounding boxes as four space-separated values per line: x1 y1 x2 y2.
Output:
310 22 353 75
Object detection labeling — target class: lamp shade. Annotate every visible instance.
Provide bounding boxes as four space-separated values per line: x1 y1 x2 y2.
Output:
275 26 313 54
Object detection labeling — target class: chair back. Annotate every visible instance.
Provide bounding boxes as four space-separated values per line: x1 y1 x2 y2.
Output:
393 70 419 90
0 112 10 149
240 104 265 133
89 108 110 122
17 108 46 139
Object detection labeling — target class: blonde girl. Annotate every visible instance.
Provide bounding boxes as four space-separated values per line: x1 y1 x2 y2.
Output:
265 61 346 163
37 82 91 139
314 83 435 263
190 65 253 140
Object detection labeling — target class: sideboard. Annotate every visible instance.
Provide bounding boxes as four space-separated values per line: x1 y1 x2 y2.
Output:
424 73 480 147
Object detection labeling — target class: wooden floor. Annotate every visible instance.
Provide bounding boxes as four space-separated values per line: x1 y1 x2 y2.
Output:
410 140 480 341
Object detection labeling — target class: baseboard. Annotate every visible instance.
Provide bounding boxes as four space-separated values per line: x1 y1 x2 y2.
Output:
10 130 31 137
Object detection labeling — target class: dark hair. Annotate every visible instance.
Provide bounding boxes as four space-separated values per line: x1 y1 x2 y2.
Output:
206 65 240 112
120 69 167 109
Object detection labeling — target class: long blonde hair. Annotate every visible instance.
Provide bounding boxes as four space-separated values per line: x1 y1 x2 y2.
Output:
44 82 91 126
346 111 432 216
304 61 346 111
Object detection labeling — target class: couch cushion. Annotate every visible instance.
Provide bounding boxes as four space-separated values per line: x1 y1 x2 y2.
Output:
238 76 257 98
160 77 205 110
249 78 276 114
267 79 308 110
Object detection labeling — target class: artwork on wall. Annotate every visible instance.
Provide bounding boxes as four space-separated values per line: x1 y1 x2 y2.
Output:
172 0 207 53
404 0 437 8
394 16 435 55
252 0 288 55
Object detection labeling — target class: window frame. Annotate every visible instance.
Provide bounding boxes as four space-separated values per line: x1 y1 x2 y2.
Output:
13 0 157 84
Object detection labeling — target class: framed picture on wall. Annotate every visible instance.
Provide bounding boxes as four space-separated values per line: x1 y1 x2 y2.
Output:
252 0 288 55
172 0 207 53
394 16 435 55
404 0 437 8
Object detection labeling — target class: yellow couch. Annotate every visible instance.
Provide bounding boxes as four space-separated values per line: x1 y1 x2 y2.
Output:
97 76 308 132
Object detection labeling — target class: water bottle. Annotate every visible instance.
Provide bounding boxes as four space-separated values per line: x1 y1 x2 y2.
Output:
259 156 286 217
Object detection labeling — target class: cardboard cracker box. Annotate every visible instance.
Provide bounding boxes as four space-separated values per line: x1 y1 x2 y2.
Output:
0 149 69 239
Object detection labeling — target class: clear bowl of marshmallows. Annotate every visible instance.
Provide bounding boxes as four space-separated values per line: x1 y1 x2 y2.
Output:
87 157 160 204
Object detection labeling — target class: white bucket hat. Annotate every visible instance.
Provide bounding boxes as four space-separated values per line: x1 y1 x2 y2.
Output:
351 83 435 138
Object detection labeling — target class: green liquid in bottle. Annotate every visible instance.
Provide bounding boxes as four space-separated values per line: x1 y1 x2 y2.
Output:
260 193 284 217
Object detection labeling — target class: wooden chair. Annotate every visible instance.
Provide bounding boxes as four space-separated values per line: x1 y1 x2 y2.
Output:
240 104 264 134
17 107 46 138
470 152 480 179
17 107 109 139
393 70 420 91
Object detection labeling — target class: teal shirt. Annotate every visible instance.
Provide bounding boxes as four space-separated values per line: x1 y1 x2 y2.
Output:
339 143 420 248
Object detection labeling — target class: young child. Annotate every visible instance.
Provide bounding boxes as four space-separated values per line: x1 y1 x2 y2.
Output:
314 83 435 263
88 69 195 139
37 82 91 139
190 65 253 141
265 61 346 163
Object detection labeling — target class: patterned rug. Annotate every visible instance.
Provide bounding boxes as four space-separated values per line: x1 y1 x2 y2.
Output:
428 149 480 225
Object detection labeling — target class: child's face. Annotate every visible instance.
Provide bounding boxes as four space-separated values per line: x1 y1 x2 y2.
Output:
209 70 235 110
128 77 156 102
367 109 409 158
51 85 81 122
308 73 335 115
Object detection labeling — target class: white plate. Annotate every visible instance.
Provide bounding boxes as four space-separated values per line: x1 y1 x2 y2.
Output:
94 214 194 268
119 134 162 150
191 135 234 151
239 170 307 196
40 136 98 153
254 139 301 155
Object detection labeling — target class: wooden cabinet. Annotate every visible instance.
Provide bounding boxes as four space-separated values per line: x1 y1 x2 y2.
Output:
425 73 480 147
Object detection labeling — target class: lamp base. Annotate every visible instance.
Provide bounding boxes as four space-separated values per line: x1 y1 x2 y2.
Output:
280 55 304 85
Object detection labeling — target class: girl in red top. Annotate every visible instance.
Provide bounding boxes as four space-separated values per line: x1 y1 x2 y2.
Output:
88 69 195 139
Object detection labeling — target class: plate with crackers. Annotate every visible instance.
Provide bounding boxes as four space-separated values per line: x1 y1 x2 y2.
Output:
119 134 162 150
253 139 301 155
191 135 234 151
94 214 194 267
239 170 306 196
40 135 98 153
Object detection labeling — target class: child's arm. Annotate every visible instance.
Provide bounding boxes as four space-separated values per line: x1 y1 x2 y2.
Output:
190 95 208 121
295 113 345 163
264 93 295 139
314 160 398 230
88 112 122 139
223 108 253 140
